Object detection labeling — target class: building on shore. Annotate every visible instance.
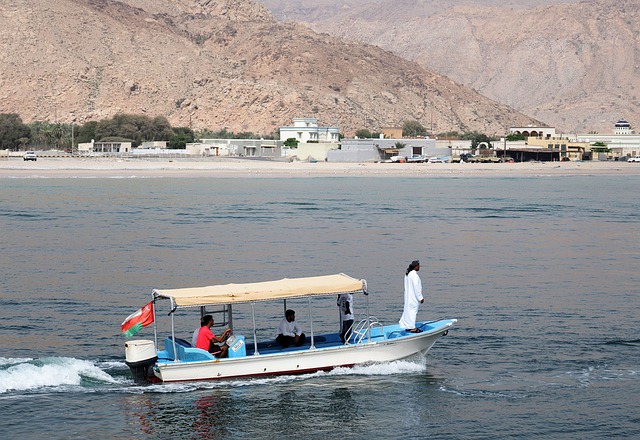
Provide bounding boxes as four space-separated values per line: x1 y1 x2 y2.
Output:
380 126 403 139
77 140 132 154
186 139 282 158
525 137 591 161
572 119 639 158
509 126 556 139
328 138 449 162
279 118 340 144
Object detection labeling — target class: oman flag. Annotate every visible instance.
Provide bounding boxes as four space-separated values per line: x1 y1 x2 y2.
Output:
121 301 154 337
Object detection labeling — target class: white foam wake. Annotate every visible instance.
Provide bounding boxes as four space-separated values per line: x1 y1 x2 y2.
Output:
0 357 119 394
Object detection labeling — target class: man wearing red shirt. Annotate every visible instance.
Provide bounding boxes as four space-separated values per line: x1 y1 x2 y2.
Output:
195 315 230 358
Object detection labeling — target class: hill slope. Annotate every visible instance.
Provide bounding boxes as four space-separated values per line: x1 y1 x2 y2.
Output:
263 0 639 133
0 0 540 136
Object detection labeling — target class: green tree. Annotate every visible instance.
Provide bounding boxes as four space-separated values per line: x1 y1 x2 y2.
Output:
95 114 175 147
52 123 65 148
283 138 299 148
355 129 372 138
18 137 30 149
462 131 493 151
76 121 98 144
168 127 195 149
402 120 427 137
591 142 609 153
0 113 31 150
28 121 52 149
437 131 462 138
507 133 525 141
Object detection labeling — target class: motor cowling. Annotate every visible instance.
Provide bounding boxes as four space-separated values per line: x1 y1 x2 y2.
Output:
125 339 157 384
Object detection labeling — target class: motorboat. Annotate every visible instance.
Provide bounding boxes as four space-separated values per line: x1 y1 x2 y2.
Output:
124 273 457 383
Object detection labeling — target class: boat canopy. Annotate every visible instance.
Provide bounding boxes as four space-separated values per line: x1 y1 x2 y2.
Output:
153 273 366 308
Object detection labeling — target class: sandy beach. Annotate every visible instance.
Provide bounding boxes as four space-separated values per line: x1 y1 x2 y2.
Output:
1 157 639 178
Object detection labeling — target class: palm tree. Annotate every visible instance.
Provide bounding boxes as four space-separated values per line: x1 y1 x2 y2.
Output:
18 137 30 150
52 123 65 148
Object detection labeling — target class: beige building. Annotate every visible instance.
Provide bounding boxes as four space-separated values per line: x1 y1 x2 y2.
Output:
380 126 402 139
285 142 338 162
526 137 590 161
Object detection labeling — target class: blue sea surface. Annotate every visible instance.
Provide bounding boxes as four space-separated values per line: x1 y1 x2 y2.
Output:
1 176 639 439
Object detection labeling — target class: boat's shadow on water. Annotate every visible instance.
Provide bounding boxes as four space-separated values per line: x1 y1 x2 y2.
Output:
116 360 449 437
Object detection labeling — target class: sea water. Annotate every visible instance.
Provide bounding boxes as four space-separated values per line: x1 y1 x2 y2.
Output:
1 176 639 439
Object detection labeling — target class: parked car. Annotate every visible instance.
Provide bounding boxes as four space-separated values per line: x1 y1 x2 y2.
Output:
407 155 427 163
428 156 452 163
627 156 640 163
23 151 37 161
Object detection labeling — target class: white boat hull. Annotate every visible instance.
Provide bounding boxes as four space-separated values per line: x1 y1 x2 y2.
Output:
153 319 456 382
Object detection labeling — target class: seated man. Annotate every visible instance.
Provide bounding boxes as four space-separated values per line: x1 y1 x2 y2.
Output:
276 309 306 348
195 315 231 358
192 316 205 347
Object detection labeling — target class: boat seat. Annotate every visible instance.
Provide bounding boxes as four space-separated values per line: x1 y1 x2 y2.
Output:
176 344 216 362
163 337 216 361
255 335 327 350
168 336 192 347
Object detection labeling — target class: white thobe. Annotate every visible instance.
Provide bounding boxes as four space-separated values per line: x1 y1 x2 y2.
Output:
399 270 424 329
277 318 302 337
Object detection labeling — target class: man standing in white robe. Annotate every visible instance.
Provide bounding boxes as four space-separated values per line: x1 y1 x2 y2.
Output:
399 259 424 332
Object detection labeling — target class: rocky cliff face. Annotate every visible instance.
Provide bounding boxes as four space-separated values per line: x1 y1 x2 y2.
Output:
263 0 639 133
0 0 541 136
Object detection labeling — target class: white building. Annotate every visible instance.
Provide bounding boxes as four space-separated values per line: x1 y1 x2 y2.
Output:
141 141 167 149
186 139 282 158
77 139 132 154
573 119 640 157
328 138 448 162
279 118 340 143
509 126 556 139
613 118 632 135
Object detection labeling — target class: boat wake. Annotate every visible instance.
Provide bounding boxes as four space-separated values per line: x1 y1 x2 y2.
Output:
1 356 427 396
0 356 128 395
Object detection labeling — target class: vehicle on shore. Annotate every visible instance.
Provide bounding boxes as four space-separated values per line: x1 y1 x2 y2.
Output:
627 156 640 163
428 156 452 163
124 273 457 383
407 155 428 163
23 151 37 161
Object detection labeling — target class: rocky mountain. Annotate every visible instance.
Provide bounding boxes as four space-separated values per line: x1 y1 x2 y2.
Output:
262 0 639 133
0 0 541 136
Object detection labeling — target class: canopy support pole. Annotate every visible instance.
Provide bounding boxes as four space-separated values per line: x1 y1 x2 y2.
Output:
152 295 158 351
170 307 178 361
251 302 259 356
365 285 371 343
308 296 315 349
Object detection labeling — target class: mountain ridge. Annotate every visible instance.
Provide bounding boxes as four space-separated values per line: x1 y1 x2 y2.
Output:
262 0 639 133
0 0 541 136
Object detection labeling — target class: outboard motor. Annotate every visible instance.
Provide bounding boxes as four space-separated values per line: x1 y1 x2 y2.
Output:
125 339 158 384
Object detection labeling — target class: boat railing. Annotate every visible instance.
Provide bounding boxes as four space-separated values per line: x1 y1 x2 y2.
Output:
349 316 385 345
